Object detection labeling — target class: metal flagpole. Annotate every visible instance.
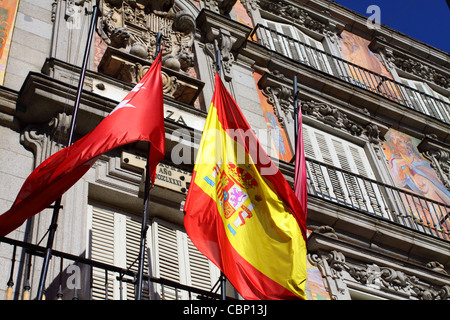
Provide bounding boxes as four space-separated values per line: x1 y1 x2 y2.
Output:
215 43 227 300
293 76 299 152
135 32 162 300
36 3 99 300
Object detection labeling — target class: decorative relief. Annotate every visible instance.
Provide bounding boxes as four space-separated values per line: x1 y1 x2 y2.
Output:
20 113 71 167
385 51 450 89
96 0 203 105
309 249 450 300
204 28 237 82
418 135 450 190
300 99 381 144
258 0 326 34
98 0 195 74
199 0 237 14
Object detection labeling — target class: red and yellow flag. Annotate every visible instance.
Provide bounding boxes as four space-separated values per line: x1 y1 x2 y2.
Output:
184 73 307 300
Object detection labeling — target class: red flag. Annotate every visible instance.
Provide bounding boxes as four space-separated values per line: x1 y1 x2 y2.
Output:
184 74 307 300
294 106 307 222
0 55 164 236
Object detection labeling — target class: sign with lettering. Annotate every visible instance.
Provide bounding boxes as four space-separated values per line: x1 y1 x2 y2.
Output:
121 152 191 194
92 79 205 131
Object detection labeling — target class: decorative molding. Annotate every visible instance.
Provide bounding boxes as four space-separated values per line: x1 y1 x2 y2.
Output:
370 38 450 89
98 0 196 74
196 9 252 82
300 99 382 144
258 0 326 34
98 46 204 105
20 113 70 167
309 249 450 300
417 135 450 189
388 55 450 89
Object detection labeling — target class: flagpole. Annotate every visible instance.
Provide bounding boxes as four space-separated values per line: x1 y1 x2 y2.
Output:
135 32 162 300
214 45 228 300
293 76 299 153
36 3 99 300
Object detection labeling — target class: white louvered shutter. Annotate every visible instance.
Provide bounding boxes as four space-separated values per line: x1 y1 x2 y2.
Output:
90 205 116 300
151 220 220 300
89 205 151 300
185 235 220 299
153 221 183 300
303 125 387 216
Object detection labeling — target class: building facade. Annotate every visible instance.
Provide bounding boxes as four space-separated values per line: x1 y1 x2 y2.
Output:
0 0 449 300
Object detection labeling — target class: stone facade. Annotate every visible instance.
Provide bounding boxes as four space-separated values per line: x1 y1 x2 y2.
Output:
0 0 448 300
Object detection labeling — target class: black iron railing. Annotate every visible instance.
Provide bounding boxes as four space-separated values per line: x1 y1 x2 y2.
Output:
1 158 449 299
305 157 450 241
0 235 224 300
251 24 450 124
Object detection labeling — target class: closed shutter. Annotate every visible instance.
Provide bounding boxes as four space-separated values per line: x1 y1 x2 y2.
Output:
89 205 151 300
90 206 116 300
304 125 387 216
153 222 182 300
186 236 220 299
125 216 151 300
263 20 332 74
151 219 220 300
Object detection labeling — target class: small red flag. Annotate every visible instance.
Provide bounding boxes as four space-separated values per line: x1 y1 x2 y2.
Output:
294 105 307 223
0 54 164 236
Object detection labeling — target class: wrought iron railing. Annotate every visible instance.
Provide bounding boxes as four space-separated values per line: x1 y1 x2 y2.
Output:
1 159 449 299
0 235 224 300
250 24 450 124
305 157 450 241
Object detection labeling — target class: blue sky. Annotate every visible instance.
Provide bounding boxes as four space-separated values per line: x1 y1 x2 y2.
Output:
335 0 450 53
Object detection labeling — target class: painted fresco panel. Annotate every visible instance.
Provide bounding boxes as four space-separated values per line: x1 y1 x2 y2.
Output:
0 0 19 85
383 129 450 238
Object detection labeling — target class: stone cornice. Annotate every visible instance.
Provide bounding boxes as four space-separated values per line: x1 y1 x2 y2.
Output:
0 87 19 130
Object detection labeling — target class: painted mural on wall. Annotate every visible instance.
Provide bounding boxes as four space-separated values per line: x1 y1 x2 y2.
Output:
383 129 450 237
0 0 19 85
253 72 293 162
338 30 401 101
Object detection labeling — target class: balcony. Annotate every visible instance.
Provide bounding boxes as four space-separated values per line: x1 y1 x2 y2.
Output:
250 24 450 125
305 157 450 242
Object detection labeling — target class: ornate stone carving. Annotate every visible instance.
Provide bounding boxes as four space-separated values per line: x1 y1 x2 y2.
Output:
99 46 203 105
258 0 326 34
196 9 252 82
417 136 450 189
385 53 450 89
300 99 381 144
309 249 450 300
98 0 195 74
309 250 350 300
426 261 448 274
20 113 70 166
261 85 293 128
198 0 238 15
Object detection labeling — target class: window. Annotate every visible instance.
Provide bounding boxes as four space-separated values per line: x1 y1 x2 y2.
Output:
262 20 332 74
399 77 450 122
303 125 388 218
151 219 221 300
87 204 220 300
88 204 150 300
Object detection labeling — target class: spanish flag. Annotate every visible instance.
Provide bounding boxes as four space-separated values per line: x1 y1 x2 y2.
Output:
184 73 307 300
